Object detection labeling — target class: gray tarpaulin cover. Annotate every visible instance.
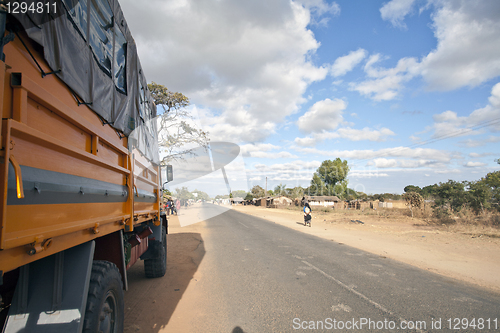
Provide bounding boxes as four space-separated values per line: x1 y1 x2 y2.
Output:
11 0 159 164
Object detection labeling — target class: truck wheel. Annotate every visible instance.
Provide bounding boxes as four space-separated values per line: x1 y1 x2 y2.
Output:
144 225 167 278
83 261 124 333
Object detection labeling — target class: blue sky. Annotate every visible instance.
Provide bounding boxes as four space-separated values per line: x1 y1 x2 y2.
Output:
121 0 500 196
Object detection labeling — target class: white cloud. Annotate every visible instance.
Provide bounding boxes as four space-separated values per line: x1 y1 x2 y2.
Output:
240 143 297 159
350 55 420 101
370 158 399 168
349 172 390 178
420 1 500 91
380 0 417 28
464 161 487 168
298 0 340 16
251 151 299 159
297 98 347 133
335 127 395 142
120 0 330 143
435 168 460 174
294 127 395 146
298 0 341 26
330 49 367 77
245 159 323 186
293 146 455 163
490 83 500 108
469 152 494 158
365 1 500 101
460 136 500 148
240 143 280 156
294 136 318 147
410 135 421 142
367 158 436 169
428 83 500 140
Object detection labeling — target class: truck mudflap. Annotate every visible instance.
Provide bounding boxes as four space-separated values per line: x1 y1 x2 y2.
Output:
4 241 95 333
139 223 164 261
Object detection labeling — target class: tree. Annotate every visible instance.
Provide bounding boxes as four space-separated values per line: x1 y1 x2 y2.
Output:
231 190 248 198
466 180 491 213
403 191 424 218
356 191 368 201
433 180 467 212
288 186 305 199
148 82 209 164
421 184 438 199
251 185 265 198
174 186 194 201
345 188 358 201
482 170 500 211
274 183 286 196
192 189 210 201
308 158 350 197
308 173 327 196
404 185 422 194
244 193 254 201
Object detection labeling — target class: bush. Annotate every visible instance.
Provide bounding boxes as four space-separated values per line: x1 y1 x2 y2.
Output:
433 207 455 224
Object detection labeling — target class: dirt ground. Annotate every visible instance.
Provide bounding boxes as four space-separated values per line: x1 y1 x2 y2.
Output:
124 218 207 333
232 205 500 293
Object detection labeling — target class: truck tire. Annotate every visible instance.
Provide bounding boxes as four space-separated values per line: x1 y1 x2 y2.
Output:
144 225 167 278
83 261 124 333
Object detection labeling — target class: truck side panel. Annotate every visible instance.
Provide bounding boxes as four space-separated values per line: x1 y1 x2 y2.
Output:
0 30 159 275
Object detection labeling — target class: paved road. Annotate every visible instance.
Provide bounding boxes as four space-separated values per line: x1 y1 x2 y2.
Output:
127 204 500 332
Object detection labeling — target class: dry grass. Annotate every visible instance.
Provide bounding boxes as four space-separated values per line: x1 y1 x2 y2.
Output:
277 204 500 237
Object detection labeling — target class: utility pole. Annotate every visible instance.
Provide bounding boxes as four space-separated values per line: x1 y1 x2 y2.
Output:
265 177 267 197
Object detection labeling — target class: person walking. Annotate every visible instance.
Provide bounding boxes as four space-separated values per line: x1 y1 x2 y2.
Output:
169 199 175 215
175 199 180 215
304 202 312 227
165 200 171 216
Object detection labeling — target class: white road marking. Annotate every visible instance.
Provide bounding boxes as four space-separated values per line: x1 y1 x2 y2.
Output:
297 266 314 270
238 221 249 228
332 303 352 312
301 260 427 333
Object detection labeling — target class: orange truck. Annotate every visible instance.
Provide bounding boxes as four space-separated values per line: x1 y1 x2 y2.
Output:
0 1 168 331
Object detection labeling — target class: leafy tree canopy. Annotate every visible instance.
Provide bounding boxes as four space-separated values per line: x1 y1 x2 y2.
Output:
288 186 305 199
251 185 265 198
149 82 209 164
274 183 287 196
191 189 210 201
174 186 194 201
231 190 248 199
308 158 350 198
433 180 467 211
404 185 422 194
